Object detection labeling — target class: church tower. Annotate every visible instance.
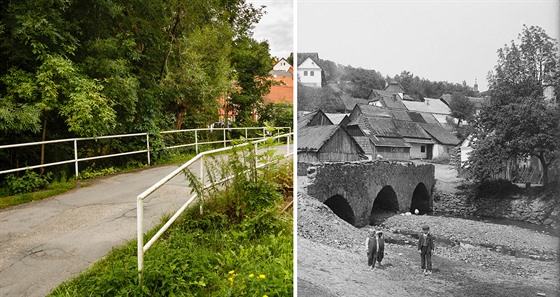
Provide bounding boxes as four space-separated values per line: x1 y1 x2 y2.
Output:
474 78 479 92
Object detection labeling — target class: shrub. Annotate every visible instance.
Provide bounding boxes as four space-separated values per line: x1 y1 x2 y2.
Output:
4 170 52 194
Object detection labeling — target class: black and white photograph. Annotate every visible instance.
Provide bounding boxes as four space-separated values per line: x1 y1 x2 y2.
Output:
296 0 560 296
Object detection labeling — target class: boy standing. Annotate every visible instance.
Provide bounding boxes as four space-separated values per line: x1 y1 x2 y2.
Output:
366 229 385 269
417 225 434 275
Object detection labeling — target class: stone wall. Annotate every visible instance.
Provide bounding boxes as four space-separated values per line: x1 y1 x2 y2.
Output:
306 160 435 227
297 162 312 176
434 190 560 229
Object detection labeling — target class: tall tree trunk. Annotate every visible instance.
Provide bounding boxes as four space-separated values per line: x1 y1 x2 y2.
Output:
538 155 549 185
159 8 183 81
40 115 48 177
175 104 185 130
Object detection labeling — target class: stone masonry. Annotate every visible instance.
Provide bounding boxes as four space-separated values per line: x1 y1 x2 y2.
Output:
306 160 435 227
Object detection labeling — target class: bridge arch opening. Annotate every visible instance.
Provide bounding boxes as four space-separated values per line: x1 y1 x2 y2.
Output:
410 182 431 215
324 194 356 226
369 186 399 225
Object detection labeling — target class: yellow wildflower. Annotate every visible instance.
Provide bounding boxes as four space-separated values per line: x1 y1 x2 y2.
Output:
263 295 269 297
228 277 234 283
258 274 266 279
249 274 254 278
228 270 235 275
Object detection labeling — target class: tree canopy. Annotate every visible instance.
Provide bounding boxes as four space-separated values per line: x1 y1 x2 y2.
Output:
468 25 560 185
0 0 274 143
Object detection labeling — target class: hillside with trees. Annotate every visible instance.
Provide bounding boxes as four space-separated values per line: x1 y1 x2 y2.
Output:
0 0 288 189
297 56 479 112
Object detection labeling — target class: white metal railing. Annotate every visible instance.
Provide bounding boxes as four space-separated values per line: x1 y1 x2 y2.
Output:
0 126 291 178
136 132 293 281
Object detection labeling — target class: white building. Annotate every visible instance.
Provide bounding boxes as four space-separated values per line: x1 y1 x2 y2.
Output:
297 55 322 88
272 58 291 72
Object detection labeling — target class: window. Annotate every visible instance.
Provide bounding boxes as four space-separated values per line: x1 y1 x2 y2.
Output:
304 71 308 76
310 71 314 76
421 146 426 153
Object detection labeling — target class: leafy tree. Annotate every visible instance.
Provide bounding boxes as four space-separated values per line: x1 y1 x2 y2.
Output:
162 24 233 129
469 98 559 184
297 84 346 113
287 52 294 66
259 102 293 129
469 25 560 185
449 92 476 126
230 37 274 123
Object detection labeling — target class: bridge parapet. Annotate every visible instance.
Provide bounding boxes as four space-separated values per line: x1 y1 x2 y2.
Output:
307 160 435 227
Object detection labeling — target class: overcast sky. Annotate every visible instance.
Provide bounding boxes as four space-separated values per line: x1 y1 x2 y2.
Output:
246 0 294 59
298 0 560 92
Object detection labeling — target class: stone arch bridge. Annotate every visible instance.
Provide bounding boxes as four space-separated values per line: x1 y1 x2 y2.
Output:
306 161 435 227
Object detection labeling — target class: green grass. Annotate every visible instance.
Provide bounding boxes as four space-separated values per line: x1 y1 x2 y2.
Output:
49 208 292 297
0 181 76 209
48 147 293 296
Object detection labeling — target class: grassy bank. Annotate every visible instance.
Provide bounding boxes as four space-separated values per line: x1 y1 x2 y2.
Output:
48 146 293 296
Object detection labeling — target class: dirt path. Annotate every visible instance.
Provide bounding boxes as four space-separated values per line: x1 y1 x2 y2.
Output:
297 191 560 297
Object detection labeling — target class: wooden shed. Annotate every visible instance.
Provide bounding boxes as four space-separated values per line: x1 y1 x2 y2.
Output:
298 125 366 162
297 109 333 130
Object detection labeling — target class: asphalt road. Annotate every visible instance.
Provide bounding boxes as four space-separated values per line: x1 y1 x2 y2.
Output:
0 144 291 297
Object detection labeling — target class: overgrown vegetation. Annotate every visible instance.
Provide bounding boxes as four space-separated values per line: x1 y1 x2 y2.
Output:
0 0 292 190
0 180 76 209
48 143 293 296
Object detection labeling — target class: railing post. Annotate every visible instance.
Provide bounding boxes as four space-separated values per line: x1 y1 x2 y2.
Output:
137 197 144 285
287 134 290 156
146 134 151 165
74 139 79 178
200 155 204 185
262 127 266 139
253 142 258 175
245 128 248 140
223 128 226 147
195 130 198 154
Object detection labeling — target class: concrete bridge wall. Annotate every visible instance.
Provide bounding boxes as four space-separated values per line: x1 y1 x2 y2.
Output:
306 161 435 227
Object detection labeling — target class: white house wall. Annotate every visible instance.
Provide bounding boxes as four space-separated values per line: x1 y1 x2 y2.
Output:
432 143 452 159
297 57 322 88
410 143 428 159
273 59 291 71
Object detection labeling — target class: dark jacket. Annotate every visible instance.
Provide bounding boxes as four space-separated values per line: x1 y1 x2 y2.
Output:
367 233 385 255
417 233 434 250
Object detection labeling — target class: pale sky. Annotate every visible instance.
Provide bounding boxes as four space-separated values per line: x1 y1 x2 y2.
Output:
247 0 294 59
298 0 560 92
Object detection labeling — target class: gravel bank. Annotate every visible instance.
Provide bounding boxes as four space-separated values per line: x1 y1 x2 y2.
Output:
383 215 559 259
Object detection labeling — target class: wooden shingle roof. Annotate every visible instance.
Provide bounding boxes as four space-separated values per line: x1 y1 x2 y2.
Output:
297 125 339 152
297 109 333 130
420 123 461 145
353 136 374 155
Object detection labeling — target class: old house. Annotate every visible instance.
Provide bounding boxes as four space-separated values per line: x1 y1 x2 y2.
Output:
419 123 461 159
264 60 294 105
346 115 411 160
393 120 433 159
348 104 392 122
297 53 322 88
352 136 375 160
403 98 453 129
368 90 408 110
324 113 351 127
297 109 333 130
298 125 366 162
369 135 411 161
383 80 405 94
272 58 291 72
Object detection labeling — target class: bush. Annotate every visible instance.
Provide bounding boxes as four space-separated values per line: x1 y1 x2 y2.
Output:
472 179 519 199
4 170 52 194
